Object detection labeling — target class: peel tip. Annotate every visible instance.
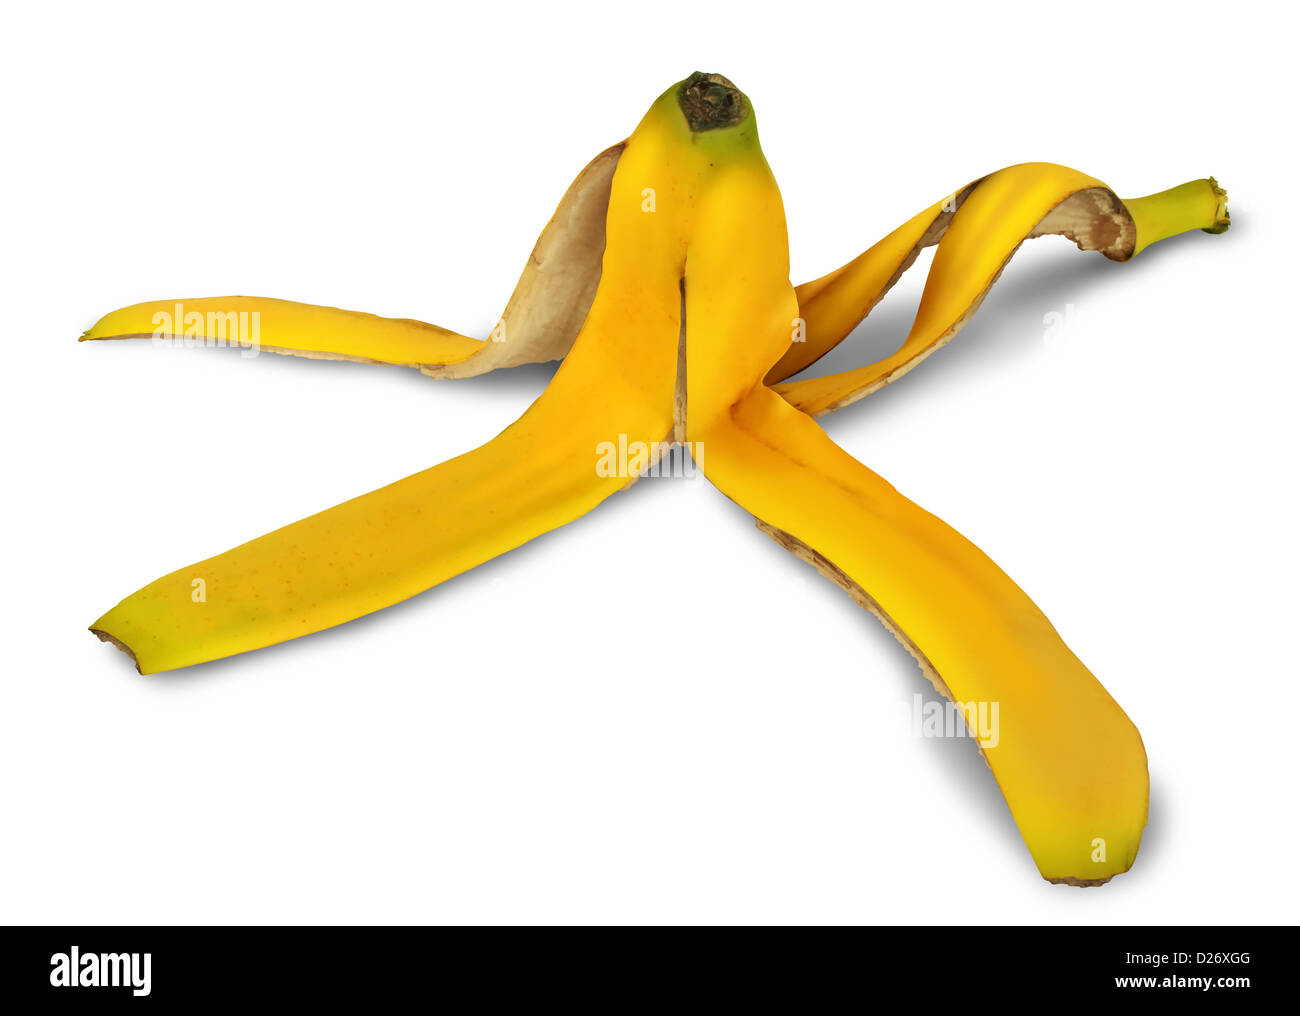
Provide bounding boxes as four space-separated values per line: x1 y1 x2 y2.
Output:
90 627 144 675
1046 874 1116 888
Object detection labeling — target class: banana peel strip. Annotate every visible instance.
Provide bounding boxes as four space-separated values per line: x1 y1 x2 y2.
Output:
81 145 625 378
91 349 674 673
695 388 1148 885
771 168 1230 415
85 73 1230 887
678 135 1153 886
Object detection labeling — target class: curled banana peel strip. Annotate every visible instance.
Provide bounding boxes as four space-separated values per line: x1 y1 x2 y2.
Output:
769 170 1229 415
86 73 1230 886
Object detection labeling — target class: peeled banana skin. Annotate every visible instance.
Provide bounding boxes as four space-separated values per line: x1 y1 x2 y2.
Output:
83 72 1229 886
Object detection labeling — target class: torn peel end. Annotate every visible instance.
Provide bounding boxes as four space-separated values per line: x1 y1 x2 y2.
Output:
1200 176 1231 235
1029 186 1138 262
1048 875 1113 888
89 627 144 675
1041 825 1144 887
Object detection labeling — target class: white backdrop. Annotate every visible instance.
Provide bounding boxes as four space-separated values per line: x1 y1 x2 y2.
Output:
2 0 1294 924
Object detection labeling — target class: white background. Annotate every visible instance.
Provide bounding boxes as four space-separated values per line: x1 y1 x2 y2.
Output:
2 0 1295 925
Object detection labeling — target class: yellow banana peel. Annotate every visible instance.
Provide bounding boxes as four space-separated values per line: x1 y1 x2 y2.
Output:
84 72 1230 886
83 143 625 376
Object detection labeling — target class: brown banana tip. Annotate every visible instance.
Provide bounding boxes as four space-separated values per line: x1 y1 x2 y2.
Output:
678 71 746 132
91 628 143 675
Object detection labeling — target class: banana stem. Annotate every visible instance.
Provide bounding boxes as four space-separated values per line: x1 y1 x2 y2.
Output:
1126 177 1229 256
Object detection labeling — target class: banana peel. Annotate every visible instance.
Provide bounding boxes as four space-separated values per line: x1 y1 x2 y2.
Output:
81 143 624 376
83 72 1230 886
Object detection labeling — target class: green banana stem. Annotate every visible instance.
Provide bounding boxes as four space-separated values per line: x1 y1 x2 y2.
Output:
1127 177 1230 254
